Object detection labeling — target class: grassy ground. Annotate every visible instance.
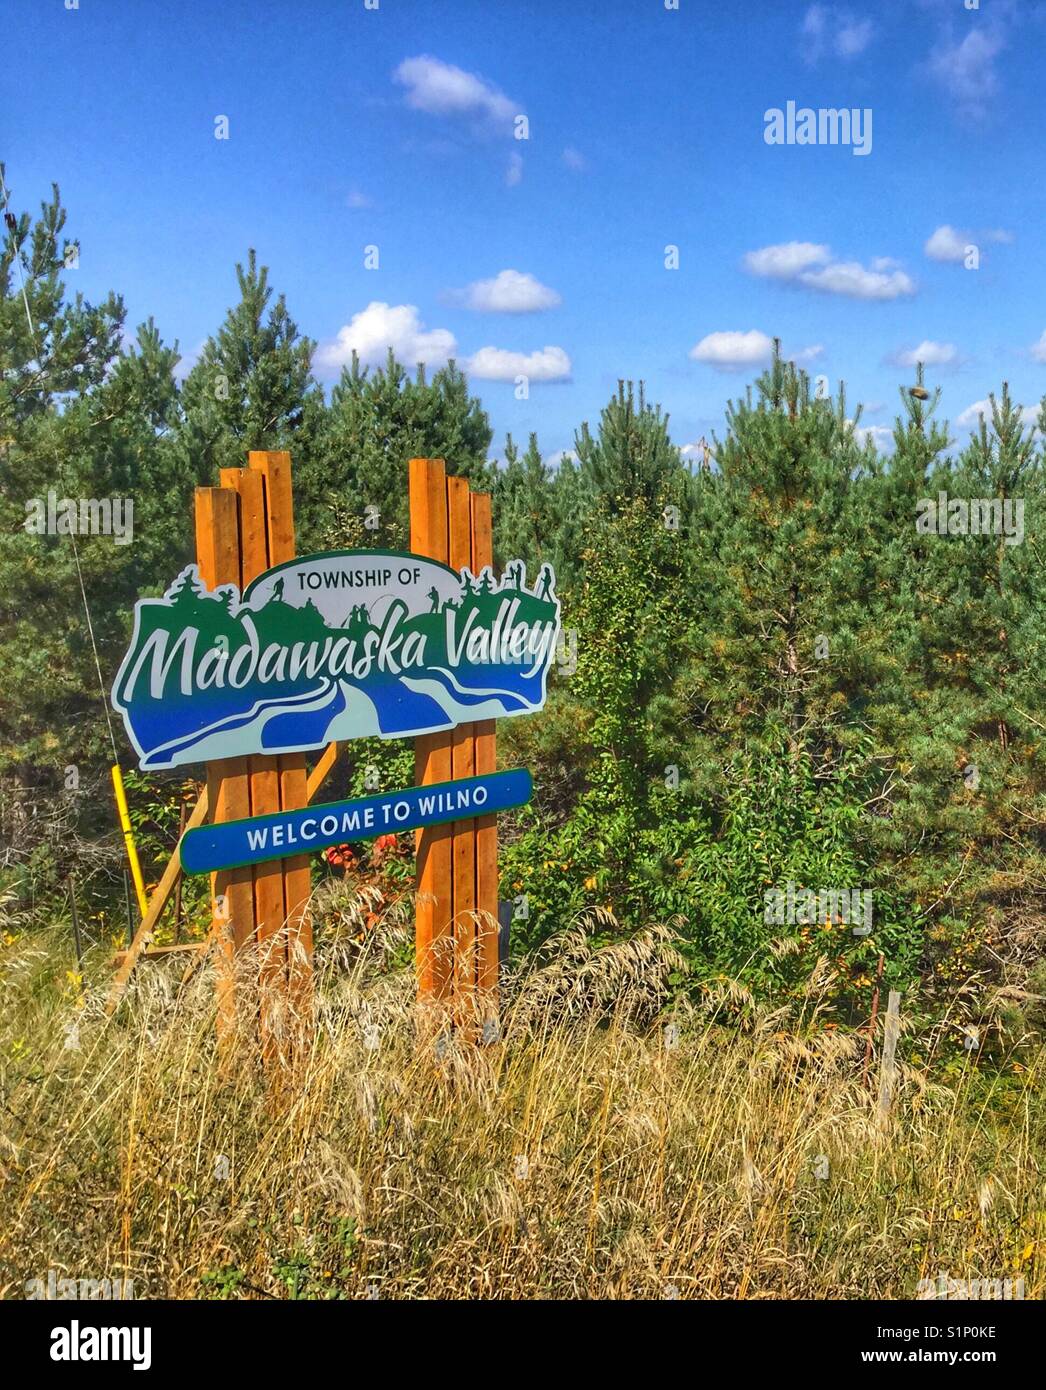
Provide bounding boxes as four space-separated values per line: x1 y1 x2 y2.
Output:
0 909 1042 1300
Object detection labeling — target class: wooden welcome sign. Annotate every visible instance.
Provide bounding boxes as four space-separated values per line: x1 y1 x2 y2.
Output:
107 452 560 1055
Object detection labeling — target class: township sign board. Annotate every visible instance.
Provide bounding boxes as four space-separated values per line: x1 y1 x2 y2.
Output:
111 550 560 769
179 769 533 875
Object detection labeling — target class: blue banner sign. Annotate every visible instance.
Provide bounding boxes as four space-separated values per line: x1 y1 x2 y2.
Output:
179 768 533 875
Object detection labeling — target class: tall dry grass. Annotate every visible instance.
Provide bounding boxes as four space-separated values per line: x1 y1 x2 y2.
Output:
0 905 1043 1300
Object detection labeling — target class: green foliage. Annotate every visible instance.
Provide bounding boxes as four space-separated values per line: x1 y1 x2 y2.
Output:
0 179 195 914
322 349 494 551
504 745 920 1018
503 345 1045 1037
172 249 325 502
4 178 1044 1046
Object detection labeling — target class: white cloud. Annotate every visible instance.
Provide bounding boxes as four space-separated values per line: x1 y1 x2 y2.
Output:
346 189 372 210
802 5 827 39
505 151 523 186
954 399 989 429
681 438 716 462
924 224 968 263
394 55 517 131
743 241 830 278
316 302 457 373
802 5 874 61
956 397 1040 430
562 146 586 172
467 345 571 381
1031 330 1046 363
744 241 915 300
928 27 1005 119
850 422 894 451
452 269 561 314
925 223 1013 262
689 331 825 373
836 19 874 57
689 330 775 371
799 260 915 301
793 343 825 366
890 340 962 369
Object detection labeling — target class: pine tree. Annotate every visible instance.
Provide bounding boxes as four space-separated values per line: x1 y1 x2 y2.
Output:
891 378 1046 930
0 178 186 894
0 170 123 429
320 349 494 550
171 250 325 532
688 345 891 769
573 379 690 516
492 431 555 567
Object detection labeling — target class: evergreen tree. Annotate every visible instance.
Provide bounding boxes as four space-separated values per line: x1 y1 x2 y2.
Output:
886 377 1046 951
321 349 494 550
492 431 554 568
0 179 186 894
0 171 123 428
574 379 691 515
172 250 325 535
686 346 890 766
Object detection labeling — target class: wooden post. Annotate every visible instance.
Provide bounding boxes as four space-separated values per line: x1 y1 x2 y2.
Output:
249 452 314 1030
409 461 499 1036
410 459 454 1008
447 477 478 1034
195 485 255 1036
69 873 82 968
471 491 499 1026
221 466 287 1056
187 457 315 1057
172 801 187 942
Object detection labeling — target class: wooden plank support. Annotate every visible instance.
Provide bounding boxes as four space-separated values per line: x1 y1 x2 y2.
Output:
448 476 477 1034
105 788 209 1013
409 458 453 1007
471 491 499 1024
112 942 205 967
106 740 343 1013
876 990 902 1135
249 451 313 1029
307 741 342 801
222 466 287 1057
195 485 256 1035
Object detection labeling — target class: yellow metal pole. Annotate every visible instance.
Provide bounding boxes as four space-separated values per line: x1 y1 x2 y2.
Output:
111 763 149 919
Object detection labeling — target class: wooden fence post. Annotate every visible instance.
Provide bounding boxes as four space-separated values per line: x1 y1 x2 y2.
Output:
192 456 314 1059
410 459 454 1013
221 466 288 1062
249 452 314 1036
448 476 478 1035
409 460 499 1037
471 491 499 1031
195 485 255 1038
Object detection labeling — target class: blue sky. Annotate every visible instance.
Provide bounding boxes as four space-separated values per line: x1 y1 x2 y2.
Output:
5 0 1046 461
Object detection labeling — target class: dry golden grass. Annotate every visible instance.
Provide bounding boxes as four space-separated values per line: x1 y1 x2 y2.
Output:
0 908 1043 1300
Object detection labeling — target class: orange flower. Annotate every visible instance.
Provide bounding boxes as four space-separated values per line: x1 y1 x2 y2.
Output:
325 844 357 870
